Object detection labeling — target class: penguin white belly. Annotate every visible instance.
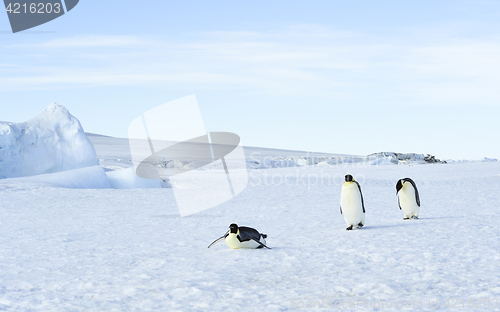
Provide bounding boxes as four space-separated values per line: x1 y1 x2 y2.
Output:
341 182 365 228
399 185 419 218
225 233 266 249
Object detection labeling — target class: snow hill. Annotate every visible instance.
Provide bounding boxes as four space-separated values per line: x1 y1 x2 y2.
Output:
0 104 100 179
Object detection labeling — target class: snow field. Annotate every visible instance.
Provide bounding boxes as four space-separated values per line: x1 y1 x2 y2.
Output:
1 161 499 311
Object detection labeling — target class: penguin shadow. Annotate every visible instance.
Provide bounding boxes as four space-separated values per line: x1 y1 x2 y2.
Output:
415 216 452 220
360 222 420 230
208 247 277 252
206 248 236 253
357 215 455 231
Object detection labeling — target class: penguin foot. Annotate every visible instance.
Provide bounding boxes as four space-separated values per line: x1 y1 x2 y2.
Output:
346 225 353 231
403 217 410 220
262 234 267 239
358 222 364 227
411 216 419 220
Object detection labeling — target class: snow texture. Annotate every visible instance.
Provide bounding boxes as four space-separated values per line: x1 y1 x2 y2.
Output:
106 167 165 189
1 112 499 311
0 104 99 179
1 144 499 311
0 165 110 190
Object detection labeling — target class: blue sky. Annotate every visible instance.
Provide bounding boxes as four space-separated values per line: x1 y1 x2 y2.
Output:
1 0 500 160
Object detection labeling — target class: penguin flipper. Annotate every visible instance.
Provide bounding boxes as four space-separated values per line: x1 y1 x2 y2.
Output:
252 239 271 249
403 178 420 207
340 206 343 214
207 234 227 248
353 180 366 213
412 183 420 207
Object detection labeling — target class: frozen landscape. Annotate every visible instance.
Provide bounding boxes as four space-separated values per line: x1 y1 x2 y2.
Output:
1 106 499 311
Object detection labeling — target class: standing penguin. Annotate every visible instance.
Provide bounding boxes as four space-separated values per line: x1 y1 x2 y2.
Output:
396 178 420 220
340 174 365 230
208 223 270 249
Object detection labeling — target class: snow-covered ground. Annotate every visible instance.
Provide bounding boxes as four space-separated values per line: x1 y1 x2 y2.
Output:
1 157 500 310
1 106 499 311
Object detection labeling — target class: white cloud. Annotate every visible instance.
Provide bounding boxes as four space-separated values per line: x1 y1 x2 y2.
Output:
2 29 500 105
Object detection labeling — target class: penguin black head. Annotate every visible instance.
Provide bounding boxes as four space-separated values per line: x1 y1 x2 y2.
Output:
396 179 404 193
345 174 353 182
229 223 239 234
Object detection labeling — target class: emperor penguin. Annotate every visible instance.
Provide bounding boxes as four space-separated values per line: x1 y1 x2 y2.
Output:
396 178 420 220
208 224 270 249
340 174 365 230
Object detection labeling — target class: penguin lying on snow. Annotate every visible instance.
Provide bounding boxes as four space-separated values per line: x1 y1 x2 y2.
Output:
396 178 420 220
208 224 271 249
340 174 365 230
